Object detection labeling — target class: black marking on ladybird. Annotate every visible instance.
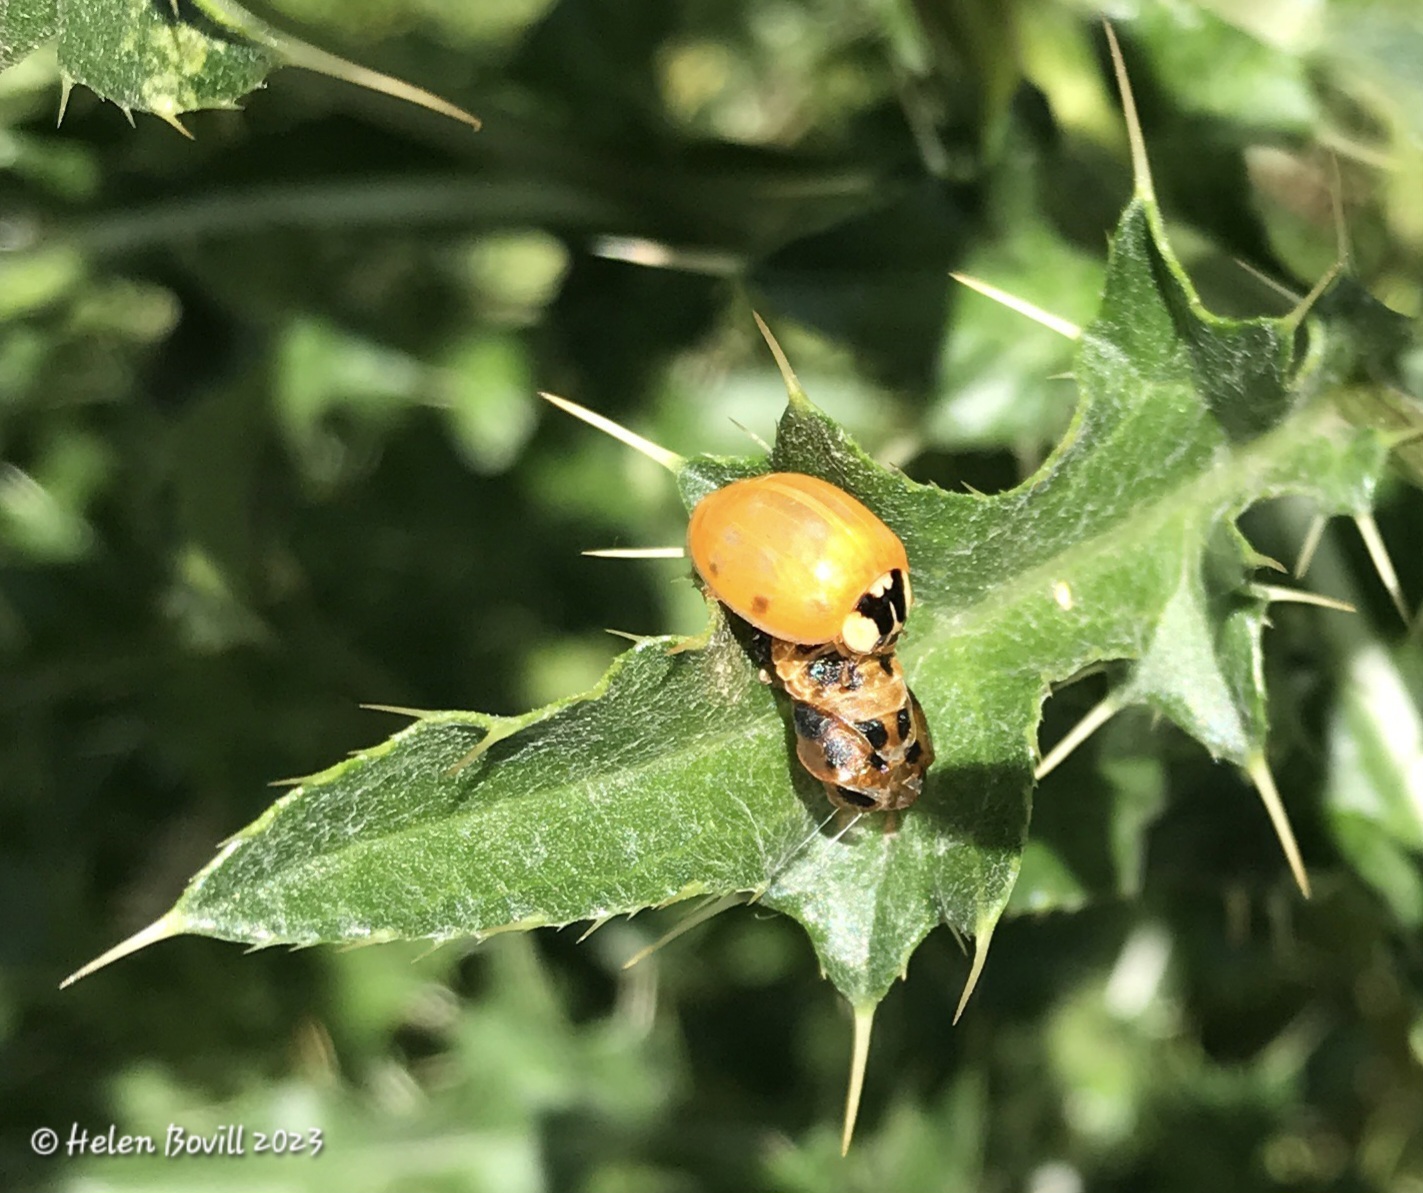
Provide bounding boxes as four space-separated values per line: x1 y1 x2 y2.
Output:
886 569 908 625
793 701 830 741
835 785 878 809
751 594 770 615
853 569 908 649
896 707 912 741
843 660 864 690
868 752 888 772
856 719 890 751
878 655 895 676
856 586 894 636
904 741 924 765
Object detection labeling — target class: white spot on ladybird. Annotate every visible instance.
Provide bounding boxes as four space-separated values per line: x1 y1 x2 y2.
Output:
840 612 880 654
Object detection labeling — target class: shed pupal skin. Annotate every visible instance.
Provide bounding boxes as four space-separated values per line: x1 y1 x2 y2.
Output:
770 639 933 813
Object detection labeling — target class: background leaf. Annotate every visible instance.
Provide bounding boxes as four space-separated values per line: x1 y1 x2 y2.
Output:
0 0 478 125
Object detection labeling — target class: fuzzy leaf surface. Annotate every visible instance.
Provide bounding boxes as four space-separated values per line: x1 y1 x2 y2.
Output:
0 0 54 70
0 0 272 115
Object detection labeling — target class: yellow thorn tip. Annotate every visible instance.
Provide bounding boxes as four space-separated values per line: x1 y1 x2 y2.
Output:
1036 695 1121 781
954 922 996 1024
359 703 437 719
1254 584 1356 615
60 914 183 988
538 392 682 473
1246 754 1311 898
1294 514 1328 579
621 894 743 969
1286 263 1342 331
582 547 687 559
1103 22 1156 204
950 273 1082 341
1354 512 1412 624
751 312 807 402
842 1002 876 1155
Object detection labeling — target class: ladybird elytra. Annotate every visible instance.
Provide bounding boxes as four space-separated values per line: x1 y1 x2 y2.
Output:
687 472 911 654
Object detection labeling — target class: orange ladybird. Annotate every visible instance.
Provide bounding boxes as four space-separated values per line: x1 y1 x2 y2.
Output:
687 472 911 656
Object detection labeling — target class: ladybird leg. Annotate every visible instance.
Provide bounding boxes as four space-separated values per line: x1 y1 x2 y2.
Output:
827 809 864 844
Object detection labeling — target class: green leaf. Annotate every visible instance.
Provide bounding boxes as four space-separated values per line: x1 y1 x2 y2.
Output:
65 186 1394 1021
0 0 55 71
61 0 270 119
0 0 479 126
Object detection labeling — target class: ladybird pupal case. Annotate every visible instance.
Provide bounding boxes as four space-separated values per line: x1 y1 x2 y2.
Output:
687 473 910 653
772 640 934 813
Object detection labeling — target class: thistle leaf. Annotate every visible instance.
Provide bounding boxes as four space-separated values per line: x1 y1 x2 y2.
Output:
0 0 478 126
65 189 1394 1026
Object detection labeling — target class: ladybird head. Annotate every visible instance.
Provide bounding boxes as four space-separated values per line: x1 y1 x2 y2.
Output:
838 567 911 655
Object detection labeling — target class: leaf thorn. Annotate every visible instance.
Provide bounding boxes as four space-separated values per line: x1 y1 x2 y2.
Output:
1037 693 1123 780
1103 22 1156 204
227 2 482 131
752 312 808 404
954 919 997 1024
1354 512 1412 623
949 273 1082 340
577 914 616 943
590 235 743 276
538 392 683 473
727 416 773 454
60 913 183 988
1252 584 1356 614
603 628 656 646
621 893 744 969
56 78 75 128
841 1002 876 1155
360 703 438 720
582 546 687 559
156 110 195 140
1233 258 1303 305
409 938 452 964
1328 152 1354 269
1294 514 1328 578
945 923 969 957
1245 753 1310 898
1284 263 1342 331
446 725 518 776
1248 551 1289 575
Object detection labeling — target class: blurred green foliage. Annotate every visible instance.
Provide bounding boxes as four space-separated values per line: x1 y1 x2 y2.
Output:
2 1 1422 1190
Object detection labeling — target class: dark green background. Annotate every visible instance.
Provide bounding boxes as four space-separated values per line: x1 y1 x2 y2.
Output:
2 1 1422 1189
